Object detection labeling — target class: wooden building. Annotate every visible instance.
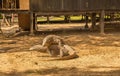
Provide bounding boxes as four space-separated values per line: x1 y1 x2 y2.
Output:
0 0 120 34
0 0 29 10
0 0 30 31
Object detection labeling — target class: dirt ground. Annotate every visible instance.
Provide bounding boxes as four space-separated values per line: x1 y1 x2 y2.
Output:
0 24 120 76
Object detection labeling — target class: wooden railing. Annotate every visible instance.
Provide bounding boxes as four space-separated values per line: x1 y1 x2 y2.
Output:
1 0 18 9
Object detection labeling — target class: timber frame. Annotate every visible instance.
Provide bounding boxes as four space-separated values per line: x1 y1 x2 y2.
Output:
1 0 120 35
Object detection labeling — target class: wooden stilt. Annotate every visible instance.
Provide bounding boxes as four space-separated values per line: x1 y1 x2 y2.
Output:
68 16 71 23
34 14 38 31
64 15 68 22
30 12 34 36
47 16 49 23
85 14 89 29
91 13 96 30
33 13 36 30
81 14 84 21
64 15 70 23
100 10 105 34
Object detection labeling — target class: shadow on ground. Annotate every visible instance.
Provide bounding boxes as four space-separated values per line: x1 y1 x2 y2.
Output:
0 67 120 76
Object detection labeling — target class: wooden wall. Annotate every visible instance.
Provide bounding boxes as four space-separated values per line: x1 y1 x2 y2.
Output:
19 0 29 10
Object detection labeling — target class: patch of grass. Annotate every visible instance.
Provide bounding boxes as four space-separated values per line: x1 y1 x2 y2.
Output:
70 16 83 20
37 16 84 21
37 17 47 21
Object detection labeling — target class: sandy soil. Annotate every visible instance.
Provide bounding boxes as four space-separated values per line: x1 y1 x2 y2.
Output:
0 24 120 76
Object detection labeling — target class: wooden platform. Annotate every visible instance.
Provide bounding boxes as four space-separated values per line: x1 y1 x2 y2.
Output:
0 9 29 13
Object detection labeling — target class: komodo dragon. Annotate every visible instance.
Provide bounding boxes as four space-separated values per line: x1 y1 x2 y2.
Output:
29 35 78 60
29 44 79 60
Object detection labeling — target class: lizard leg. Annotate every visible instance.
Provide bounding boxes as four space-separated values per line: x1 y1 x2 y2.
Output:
46 49 53 56
63 45 75 55
59 47 64 58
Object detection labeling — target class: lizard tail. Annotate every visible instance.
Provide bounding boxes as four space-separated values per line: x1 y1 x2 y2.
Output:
43 54 79 61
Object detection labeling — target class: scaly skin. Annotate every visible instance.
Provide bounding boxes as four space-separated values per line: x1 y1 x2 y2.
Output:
42 35 64 47
46 45 79 61
42 35 65 56
29 35 78 60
